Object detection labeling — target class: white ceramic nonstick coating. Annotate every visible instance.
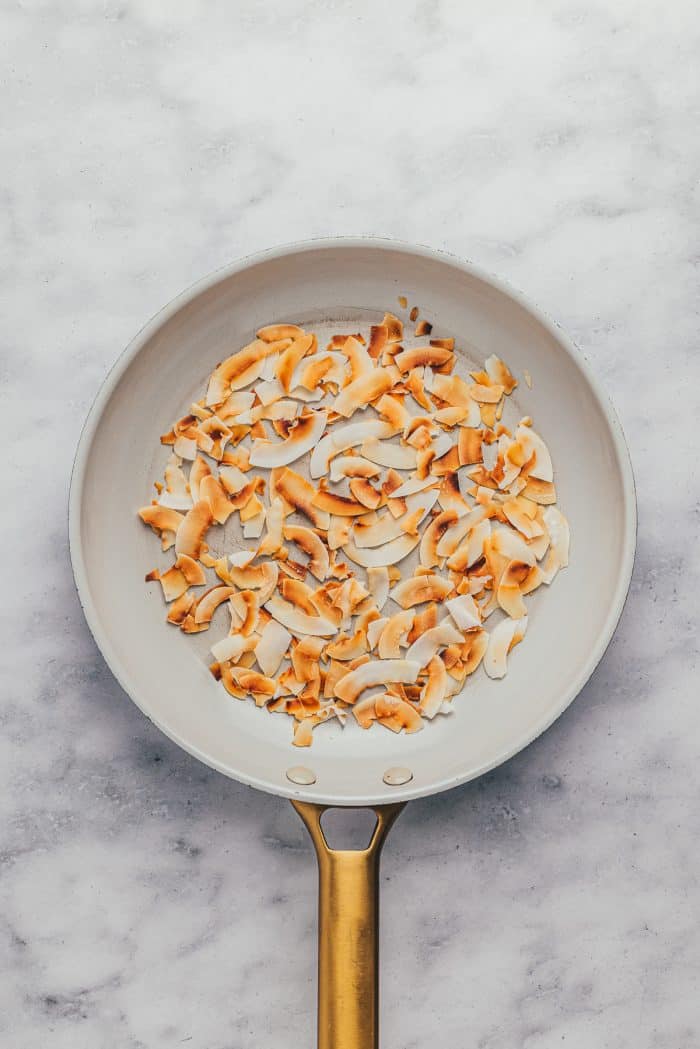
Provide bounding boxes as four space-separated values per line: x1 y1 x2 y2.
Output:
69 239 636 806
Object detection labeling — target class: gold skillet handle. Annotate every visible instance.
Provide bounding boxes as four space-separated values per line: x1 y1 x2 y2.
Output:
292 800 405 1049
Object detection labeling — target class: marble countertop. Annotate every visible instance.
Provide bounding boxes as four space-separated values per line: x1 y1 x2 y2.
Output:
3 3 698 1046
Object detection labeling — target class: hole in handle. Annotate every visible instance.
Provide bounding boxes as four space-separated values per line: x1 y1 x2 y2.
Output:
320 808 378 851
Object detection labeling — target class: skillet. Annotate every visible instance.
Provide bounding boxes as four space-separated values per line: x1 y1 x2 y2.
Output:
69 238 636 1049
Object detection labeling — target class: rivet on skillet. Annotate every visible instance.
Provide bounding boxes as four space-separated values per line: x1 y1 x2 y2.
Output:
383 767 413 786
286 766 317 786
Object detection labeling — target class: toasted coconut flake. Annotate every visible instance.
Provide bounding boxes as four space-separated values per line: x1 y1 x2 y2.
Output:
229 561 279 601
405 622 464 668
426 371 470 405
326 629 368 661
291 719 315 747
497 560 535 618
484 616 528 679
394 346 453 373
415 319 433 337
420 510 458 568
351 694 379 729
326 515 351 551
359 437 417 471
377 609 415 658
138 504 185 538
434 514 478 562
310 420 398 478
516 424 553 482
469 382 504 404
390 573 453 608
257 497 284 556
291 636 325 682
446 593 481 630
432 406 468 427
228 667 276 699
354 490 438 548
527 525 550 561
240 491 263 523
166 590 196 625
438 472 471 517
380 468 406 518
160 455 192 510
329 456 381 484
196 475 234 524
311 582 343 626
277 557 307 582
224 478 264 513
489 525 538 566
334 658 419 704
246 616 287 675
542 507 569 567
367 323 389 361
405 420 435 450
522 477 557 505
294 353 331 390
243 509 266 539
375 694 424 733
255 379 285 406
193 585 236 625
280 578 318 616
390 474 438 499
502 497 545 540
460 630 488 675
484 354 517 394
174 501 213 559
173 435 197 460
334 369 393 418
405 367 431 410
217 464 249 496
338 335 372 382
162 553 206 601
264 596 336 637
275 333 314 392
312 489 372 517
420 656 448 718
446 519 492 572
229 590 260 635
211 633 258 665
257 323 304 343
282 525 329 582
397 507 421 536
221 446 250 471
197 415 233 460
360 566 388 613
273 467 330 529
191 457 214 505
367 617 389 650
348 477 382 510
458 427 483 467
381 313 403 342
249 409 327 469
217 390 256 421
343 532 420 569
407 602 438 644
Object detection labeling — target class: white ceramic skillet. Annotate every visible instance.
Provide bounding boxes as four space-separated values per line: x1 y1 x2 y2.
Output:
69 238 636 1049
